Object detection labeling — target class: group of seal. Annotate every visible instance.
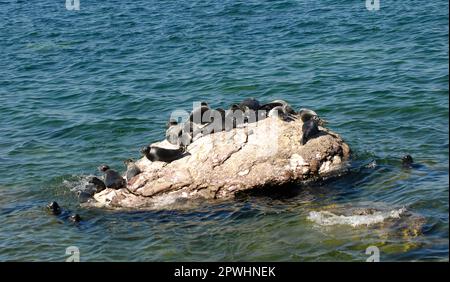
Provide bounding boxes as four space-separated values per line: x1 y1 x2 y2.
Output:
73 98 324 201
71 159 143 204
46 201 81 223
54 98 423 213
162 98 325 152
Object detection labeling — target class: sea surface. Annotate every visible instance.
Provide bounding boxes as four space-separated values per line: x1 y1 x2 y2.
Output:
0 0 448 261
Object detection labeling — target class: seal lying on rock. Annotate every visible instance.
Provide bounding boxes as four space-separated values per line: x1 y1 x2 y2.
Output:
140 145 186 163
260 100 295 115
268 105 296 122
89 176 106 193
98 165 126 189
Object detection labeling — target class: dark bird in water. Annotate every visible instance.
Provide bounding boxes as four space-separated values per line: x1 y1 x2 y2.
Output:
300 115 320 145
124 159 141 181
140 145 185 163
98 165 126 189
47 201 61 215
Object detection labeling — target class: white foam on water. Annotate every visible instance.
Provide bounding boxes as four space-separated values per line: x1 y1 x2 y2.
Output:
62 175 94 193
307 207 407 227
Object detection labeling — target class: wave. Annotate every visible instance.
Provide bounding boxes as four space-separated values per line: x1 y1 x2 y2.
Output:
307 207 407 227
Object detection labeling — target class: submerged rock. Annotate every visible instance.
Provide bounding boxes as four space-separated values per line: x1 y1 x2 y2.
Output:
92 116 351 209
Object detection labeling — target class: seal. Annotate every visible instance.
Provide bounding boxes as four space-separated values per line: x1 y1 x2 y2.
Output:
213 108 227 129
89 176 106 193
238 98 264 124
239 98 261 112
224 104 246 130
78 191 94 203
298 108 327 126
166 121 201 146
268 105 297 121
70 214 81 223
401 155 420 169
260 100 296 115
77 176 105 203
141 145 185 163
124 158 141 181
47 201 61 215
196 108 228 137
189 102 211 125
98 165 126 189
300 115 320 145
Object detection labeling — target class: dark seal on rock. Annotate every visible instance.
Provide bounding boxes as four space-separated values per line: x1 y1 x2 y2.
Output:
260 100 295 115
299 108 325 145
301 116 320 145
189 102 211 125
140 145 185 163
89 176 106 193
124 159 141 181
268 105 296 121
98 165 126 189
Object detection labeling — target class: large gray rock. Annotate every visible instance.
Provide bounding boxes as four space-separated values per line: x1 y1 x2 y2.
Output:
92 116 351 209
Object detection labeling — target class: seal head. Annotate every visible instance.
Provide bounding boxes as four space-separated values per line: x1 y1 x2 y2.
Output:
402 155 414 168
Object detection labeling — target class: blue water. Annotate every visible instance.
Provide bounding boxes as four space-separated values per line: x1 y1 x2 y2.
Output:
0 0 448 261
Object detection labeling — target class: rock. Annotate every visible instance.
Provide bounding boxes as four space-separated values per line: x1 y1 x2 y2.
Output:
92 116 351 209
